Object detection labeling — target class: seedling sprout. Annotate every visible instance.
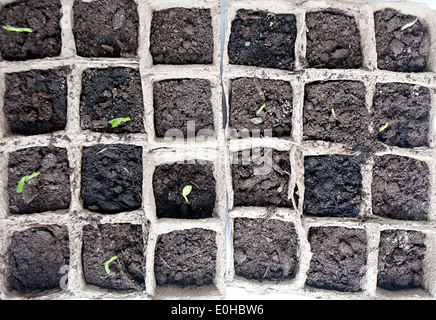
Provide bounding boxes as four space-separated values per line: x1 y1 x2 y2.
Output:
3 25 33 33
379 122 389 132
108 117 131 128
104 255 118 274
182 185 192 204
16 171 40 194
331 108 336 118
256 102 267 115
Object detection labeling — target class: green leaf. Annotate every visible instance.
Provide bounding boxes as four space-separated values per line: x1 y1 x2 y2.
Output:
16 171 40 194
3 25 33 33
182 185 192 204
108 117 131 128
379 122 389 132
104 255 118 274
256 102 267 115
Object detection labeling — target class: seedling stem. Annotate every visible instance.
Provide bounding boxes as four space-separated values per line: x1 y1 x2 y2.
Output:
256 102 267 115
16 171 40 194
3 25 33 33
104 255 118 274
379 123 389 132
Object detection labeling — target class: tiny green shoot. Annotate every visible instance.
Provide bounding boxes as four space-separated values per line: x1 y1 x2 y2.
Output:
256 102 267 115
16 171 40 194
3 25 33 33
331 108 336 118
104 255 118 274
182 185 192 204
379 122 389 132
108 117 131 128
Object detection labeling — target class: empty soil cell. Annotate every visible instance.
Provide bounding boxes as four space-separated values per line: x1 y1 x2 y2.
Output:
303 155 363 218
372 155 430 221
4 68 69 136
150 8 213 65
374 8 431 72
0 0 62 61
233 218 298 281
231 149 293 208
154 228 217 287
377 229 426 291
7 146 71 215
373 82 431 148
153 161 216 219
81 144 143 213
153 79 213 138
228 9 297 70
305 10 363 69
82 223 146 291
73 0 139 58
80 67 144 134
229 78 293 138
7 225 70 294
306 226 367 292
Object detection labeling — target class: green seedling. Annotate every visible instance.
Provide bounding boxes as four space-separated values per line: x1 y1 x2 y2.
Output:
3 25 33 33
16 171 40 194
256 102 267 115
379 122 389 132
104 255 118 274
331 108 336 118
108 117 131 128
182 185 192 204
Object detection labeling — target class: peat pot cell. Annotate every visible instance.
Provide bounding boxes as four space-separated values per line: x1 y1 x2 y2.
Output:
154 228 217 287
303 155 363 218
81 144 143 213
373 83 431 148
82 223 146 291
377 229 426 291
153 79 213 138
303 81 369 146
80 67 144 133
4 68 69 136
229 78 293 138
232 149 293 208
0 0 62 61
372 155 430 221
375 8 431 72
228 9 297 70
8 146 71 214
73 0 139 58
306 226 367 292
153 161 216 219
233 218 299 281
150 8 213 65
306 10 363 69
7 225 70 294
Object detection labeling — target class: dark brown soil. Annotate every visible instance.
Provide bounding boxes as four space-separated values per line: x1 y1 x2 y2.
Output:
73 0 139 58
8 146 71 215
154 228 217 287
228 9 297 70
373 83 431 148
4 68 68 136
233 218 298 281
231 149 293 208
81 144 143 213
229 78 293 138
375 8 430 72
306 226 367 292
153 161 216 219
80 67 144 133
7 225 70 294
0 0 62 61
82 223 146 291
153 79 213 138
377 229 426 290
372 155 430 221
150 8 213 65
306 10 363 69
303 155 363 218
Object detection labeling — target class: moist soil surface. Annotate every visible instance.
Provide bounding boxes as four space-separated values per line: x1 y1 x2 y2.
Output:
0 0 62 61
374 8 431 72
153 161 216 219
4 68 69 136
233 218 299 281
81 144 143 213
228 9 297 70
154 228 217 287
80 67 144 133
229 78 293 138
372 155 430 221
306 226 367 292
232 149 293 208
7 225 70 294
150 8 213 65
305 9 363 69
82 223 146 291
73 0 139 58
8 146 71 215
153 79 214 138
